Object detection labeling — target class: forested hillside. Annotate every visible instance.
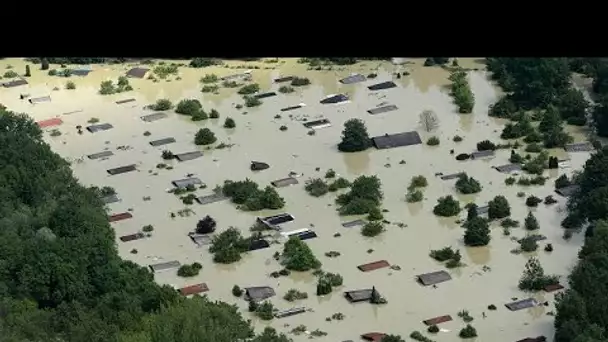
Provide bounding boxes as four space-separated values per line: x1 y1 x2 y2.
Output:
0 107 289 342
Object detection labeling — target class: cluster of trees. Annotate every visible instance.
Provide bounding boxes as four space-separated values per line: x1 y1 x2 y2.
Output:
99 77 133 94
406 175 428 203
316 271 343 295
221 179 285 211
195 128 217 145
281 237 321 271
455 173 482 194
209 227 254 264
449 69 475 113
0 109 293 341
336 175 383 215
175 99 214 121
429 246 462 268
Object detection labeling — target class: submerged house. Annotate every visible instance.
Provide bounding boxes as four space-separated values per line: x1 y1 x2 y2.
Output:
126 67 150 79
244 286 275 302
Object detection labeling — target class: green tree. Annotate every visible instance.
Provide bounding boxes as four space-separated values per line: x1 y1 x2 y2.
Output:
488 195 510 219
519 257 558 291
433 196 461 217
41 58 49 70
463 217 491 246
455 173 482 194
524 212 540 230
176 99 203 115
338 119 372 152
282 237 321 271
24 65 31 77
195 128 217 145
224 117 236 128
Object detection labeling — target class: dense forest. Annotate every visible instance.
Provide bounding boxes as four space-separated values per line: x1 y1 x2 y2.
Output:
0 108 290 341
485 58 608 342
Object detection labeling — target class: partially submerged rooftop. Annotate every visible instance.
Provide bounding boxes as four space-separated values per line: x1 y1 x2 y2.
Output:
126 67 150 78
417 270 452 286
244 286 275 302
372 131 422 150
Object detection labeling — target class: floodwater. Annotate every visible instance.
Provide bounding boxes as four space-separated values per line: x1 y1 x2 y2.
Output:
0 58 593 342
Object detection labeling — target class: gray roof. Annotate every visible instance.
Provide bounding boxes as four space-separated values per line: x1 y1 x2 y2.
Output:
505 298 538 311
274 76 294 83
372 131 422 149
258 213 295 230
195 193 228 205
344 289 373 302
101 194 120 204
271 177 299 188
367 104 398 115
339 74 366 85
2 79 28 87
221 72 252 81
87 150 114 160
555 185 580 197
71 69 91 76
141 112 169 122
245 286 276 301
320 94 349 104
107 164 137 175
189 234 212 247
175 151 204 162
126 67 149 78
440 172 465 180
149 137 176 146
342 219 367 228
476 205 489 215
148 260 181 273
275 307 307 318
29 96 51 104
565 142 594 152
368 81 397 91
494 163 522 173
172 177 202 188
116 98 136 104
417 270 452 286
86 123 114 133
303 119 331 129
471 150 495 159
253 92 277 99
281 105 303 112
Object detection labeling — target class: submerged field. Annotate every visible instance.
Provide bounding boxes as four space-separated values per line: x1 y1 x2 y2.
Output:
0 58 594 341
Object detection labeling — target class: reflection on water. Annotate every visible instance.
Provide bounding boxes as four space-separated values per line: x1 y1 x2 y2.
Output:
0 57 590 342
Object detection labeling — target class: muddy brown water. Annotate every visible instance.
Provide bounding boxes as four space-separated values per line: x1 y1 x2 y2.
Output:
0 58 593 341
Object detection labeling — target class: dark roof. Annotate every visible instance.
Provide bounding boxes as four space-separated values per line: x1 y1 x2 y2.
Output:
275 307 307 318
544 283 564 293
494 163 521 173
2 79 28 87
86 123 114 133
195 193 228 205
565 142 594 152
339 74 366 85
107 164 137 175
244 286 275 301
555 185 579 197
116 98 136 104
471 150 495 159
149 137 176 146
175 151 204 162
71 69 91 76
516 337 547 342
440 172 465 180
361 333 386 342
248 239 270 251
505 298 538 311
281 105 303 112
274 76 294 83
87 150 114 160
262 213 295 225
344 289 373 302
253 92 277 99
141 112 168 122
101 194 120 204
367 104 398 115
119 232 144 242
372 131 422 149
271 177 299 187
294 230 317 241
368 81 397 91
476 205 489 215
148 260 181 273
126 67 149 78
342 219 366 228
320 94 349 104
417 270 452 286
172 177 202 188
303 119 331 129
